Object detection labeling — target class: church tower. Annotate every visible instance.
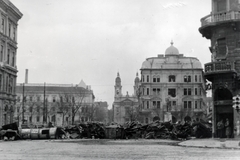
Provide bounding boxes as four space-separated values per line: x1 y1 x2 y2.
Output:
134 72 140 96
114 72 122 97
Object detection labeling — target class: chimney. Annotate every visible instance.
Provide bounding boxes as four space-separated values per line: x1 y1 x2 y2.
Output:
25 69 28 84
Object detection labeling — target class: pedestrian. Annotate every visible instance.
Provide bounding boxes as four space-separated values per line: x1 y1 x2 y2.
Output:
217 119 224 138
225 118 231 138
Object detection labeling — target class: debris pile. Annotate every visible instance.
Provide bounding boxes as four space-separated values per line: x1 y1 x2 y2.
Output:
0 120 212 141
64 122 106 139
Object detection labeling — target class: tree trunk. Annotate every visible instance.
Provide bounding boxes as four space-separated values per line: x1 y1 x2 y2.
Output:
62 114 65 126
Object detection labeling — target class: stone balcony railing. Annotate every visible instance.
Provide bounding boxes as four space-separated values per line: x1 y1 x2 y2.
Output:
205 61 235 75
201 11 240 27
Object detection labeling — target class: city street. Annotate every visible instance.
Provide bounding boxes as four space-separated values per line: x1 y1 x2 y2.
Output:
0 139 240 160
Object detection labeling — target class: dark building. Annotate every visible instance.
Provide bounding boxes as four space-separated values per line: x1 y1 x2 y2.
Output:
199 0 240 138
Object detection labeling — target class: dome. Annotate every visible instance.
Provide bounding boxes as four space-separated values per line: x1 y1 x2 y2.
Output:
165 41 179 55
115 72 121 83
135 72 140 83
141 60 151 69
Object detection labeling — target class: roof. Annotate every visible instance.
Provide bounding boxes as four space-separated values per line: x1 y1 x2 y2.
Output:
141 55 202 70
16 84 91 94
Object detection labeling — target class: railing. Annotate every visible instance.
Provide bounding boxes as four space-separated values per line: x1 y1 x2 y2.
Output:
201 11 240 27
205 61 235 74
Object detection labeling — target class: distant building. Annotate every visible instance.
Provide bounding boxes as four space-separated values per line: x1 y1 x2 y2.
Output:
0 0 22 126
139 42 207 124
112 72 140 124
15 82 95 127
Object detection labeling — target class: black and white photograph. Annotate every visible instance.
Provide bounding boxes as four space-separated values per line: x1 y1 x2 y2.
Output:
1 0 240 159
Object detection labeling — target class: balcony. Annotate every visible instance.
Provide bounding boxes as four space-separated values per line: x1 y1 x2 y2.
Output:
204 61 236 76
201 11 240 27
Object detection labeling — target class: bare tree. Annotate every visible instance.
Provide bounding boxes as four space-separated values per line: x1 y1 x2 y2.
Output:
56 95 70 125
58 87 89 125
125 106 140 122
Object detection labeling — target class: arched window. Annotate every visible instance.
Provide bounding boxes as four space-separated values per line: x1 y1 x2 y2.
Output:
169 75 175 82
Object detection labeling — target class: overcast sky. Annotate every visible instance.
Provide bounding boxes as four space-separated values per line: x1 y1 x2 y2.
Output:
11 0 211 108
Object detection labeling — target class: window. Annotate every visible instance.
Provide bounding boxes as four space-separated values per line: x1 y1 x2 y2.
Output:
146 101 149 109
0 45 3 62
147 88 149 95
8 23 11 37
147 75 149 82
184 75 191 82
153 101 156 107
12 52 15 67
199 75 201 82
152 88 160 95
29 96 33 102
188 101 192 109
172 101 176 106
184 88 191 95
184 101 192 109
153 101 161 109
1 18 4 33
142 75 145 82
169 75 175 82
195 101 198 109
168 88 176 97
200 101 202 109
217 38 226 58
199 88 202 95
7 49 10 64
153 77 156 83
195 88 198 95
153 75 160 83
195 75 197 82
157 101 161 108
29 116 32 123
13 27 16 41
142 101 145 109
216 0 226 12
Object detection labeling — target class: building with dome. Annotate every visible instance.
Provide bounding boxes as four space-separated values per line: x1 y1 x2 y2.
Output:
139 42 207 124
112 72 140 124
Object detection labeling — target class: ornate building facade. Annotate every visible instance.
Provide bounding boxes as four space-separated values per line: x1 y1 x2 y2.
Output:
15 82 95 127
0 0 22 126
112 72 140 124
140 42 207 124
199 0 240 138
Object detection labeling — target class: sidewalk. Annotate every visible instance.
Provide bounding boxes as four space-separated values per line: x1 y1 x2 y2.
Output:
179 138 240 149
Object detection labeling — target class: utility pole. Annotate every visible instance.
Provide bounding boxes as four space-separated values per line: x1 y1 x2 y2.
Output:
22 83 25 124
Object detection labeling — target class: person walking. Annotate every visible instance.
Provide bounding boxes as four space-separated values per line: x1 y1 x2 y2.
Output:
217 119 224 138
225 118 231 138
